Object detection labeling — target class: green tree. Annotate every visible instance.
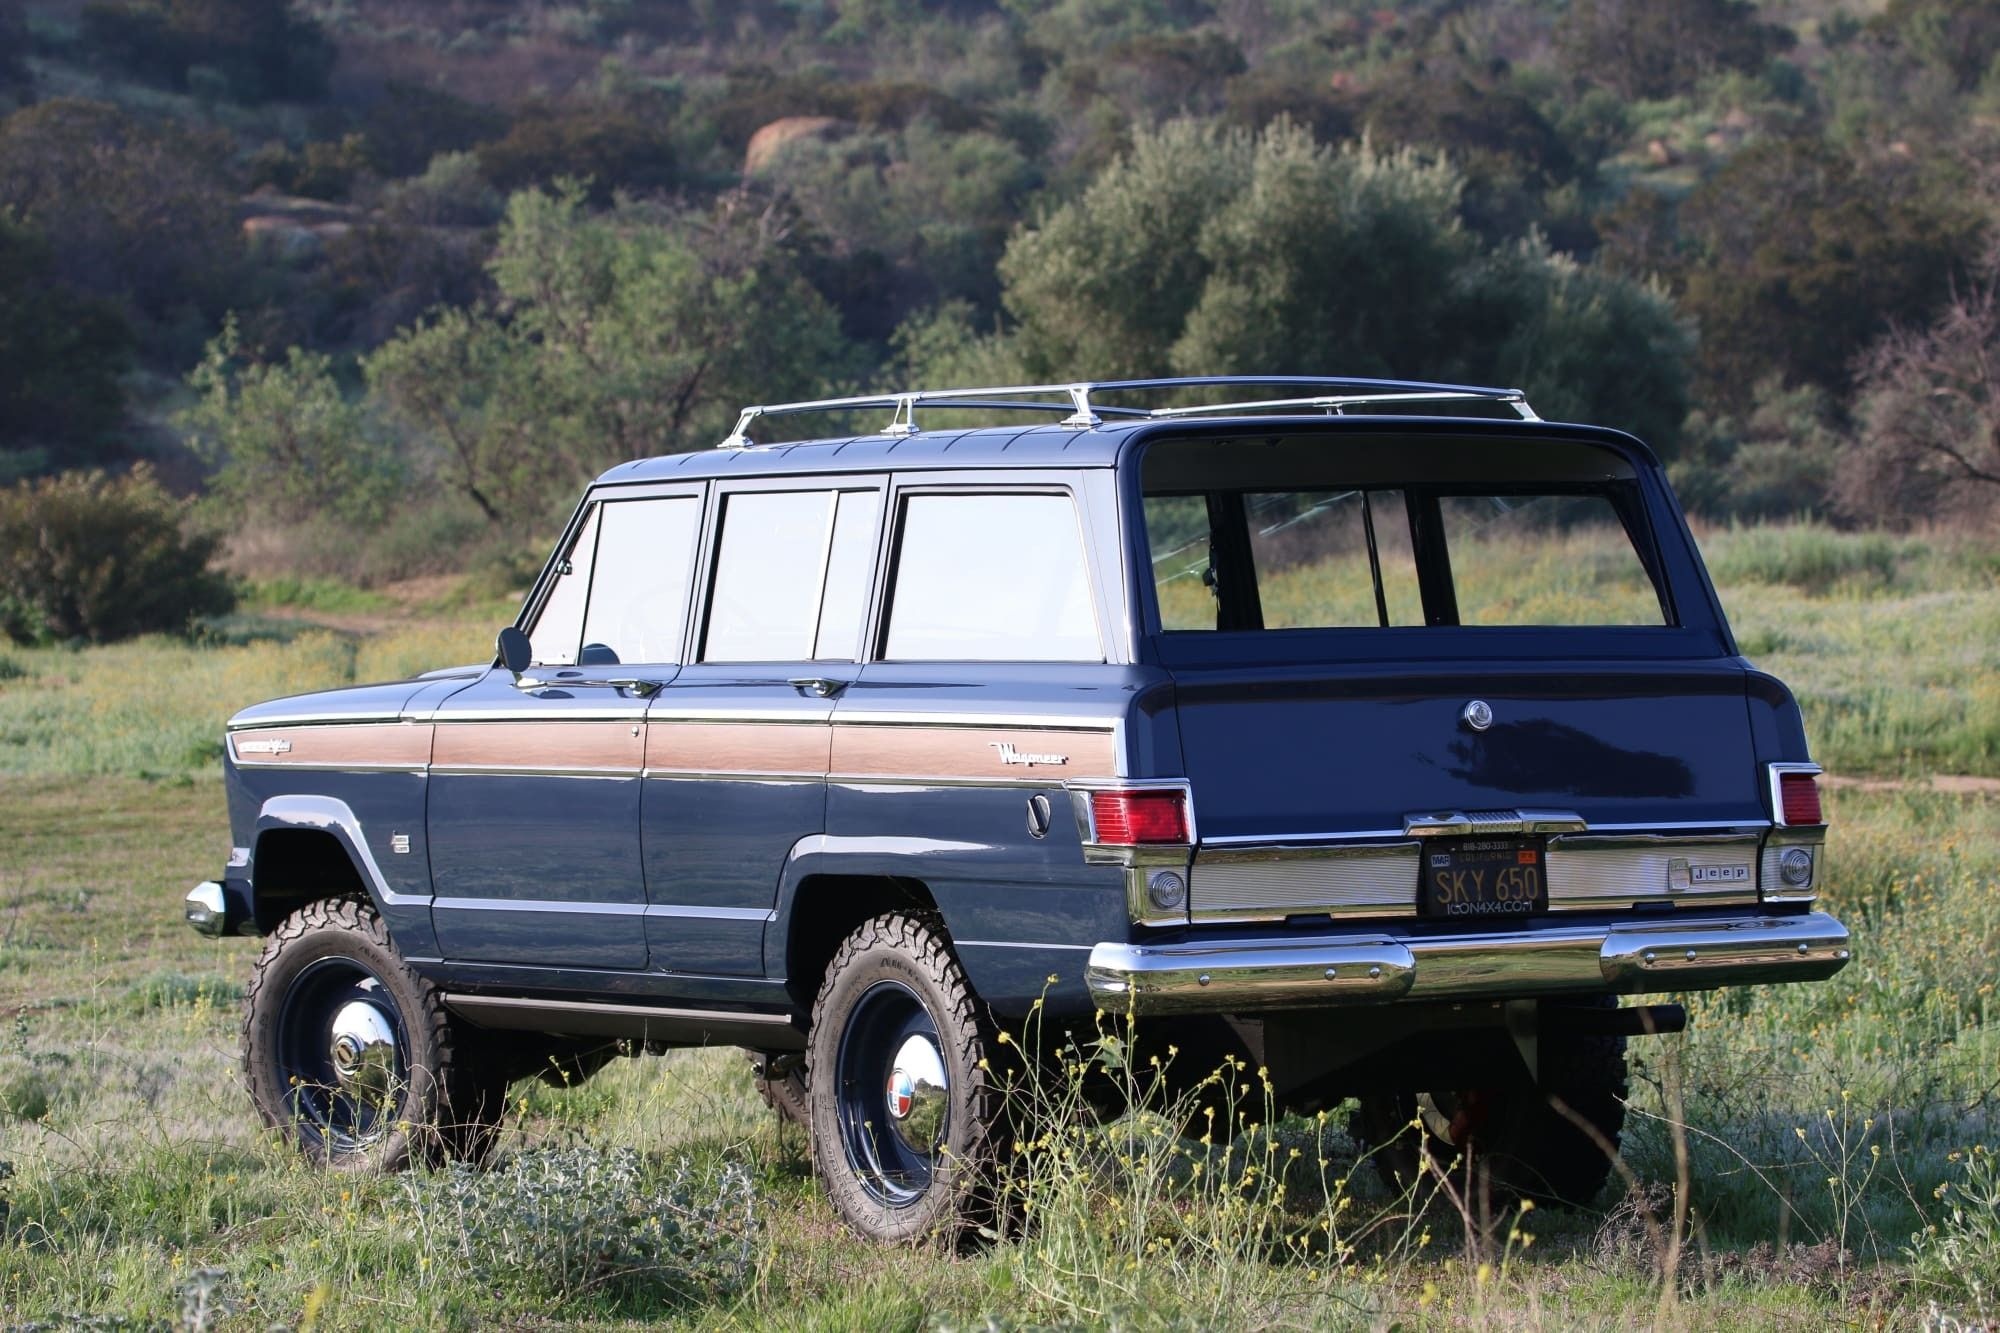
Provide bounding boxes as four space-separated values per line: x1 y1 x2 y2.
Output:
1677 138 1981 407
1871 0 2000 93
999 119 1258 380
1837 252 2000 525
0 0 30 108
0 215 134 479
1555 0 1794 101
475 103 679 201
367 184 854 530
181 318 401 528
0 100 239 341
991 121 1691 449
81 0 334 102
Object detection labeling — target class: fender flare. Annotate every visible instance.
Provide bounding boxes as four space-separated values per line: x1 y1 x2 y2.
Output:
250 795 439 955
766 834 964 979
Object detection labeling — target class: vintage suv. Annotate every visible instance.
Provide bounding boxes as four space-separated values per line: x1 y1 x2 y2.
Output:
187 376 1850 1241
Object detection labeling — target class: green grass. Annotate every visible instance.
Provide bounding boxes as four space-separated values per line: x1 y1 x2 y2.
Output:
0 774 1990 1328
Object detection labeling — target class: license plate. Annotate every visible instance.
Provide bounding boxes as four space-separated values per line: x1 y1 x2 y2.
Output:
1422 838 1546 918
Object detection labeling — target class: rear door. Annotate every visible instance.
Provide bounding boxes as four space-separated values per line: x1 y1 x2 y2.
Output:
1136 430 1763 848
641 477 886 976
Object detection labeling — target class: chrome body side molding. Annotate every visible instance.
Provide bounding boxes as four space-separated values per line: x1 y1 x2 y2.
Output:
442 994 804 1050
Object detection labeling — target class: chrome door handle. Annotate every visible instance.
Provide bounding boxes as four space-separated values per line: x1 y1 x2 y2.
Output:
788 677 847 698
514 674 661 697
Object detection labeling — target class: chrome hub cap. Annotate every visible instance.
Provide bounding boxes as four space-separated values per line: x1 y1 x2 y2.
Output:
884 1033 948 1153
327 1000 399 1105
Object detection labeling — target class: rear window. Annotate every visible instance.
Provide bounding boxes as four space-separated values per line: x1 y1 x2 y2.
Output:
1142 437 1670 632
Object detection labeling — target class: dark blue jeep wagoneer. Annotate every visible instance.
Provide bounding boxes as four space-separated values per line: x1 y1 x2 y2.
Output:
187 377 1850 1242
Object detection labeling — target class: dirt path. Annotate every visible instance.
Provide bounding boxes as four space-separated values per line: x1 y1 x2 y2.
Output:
1823 773 2000 795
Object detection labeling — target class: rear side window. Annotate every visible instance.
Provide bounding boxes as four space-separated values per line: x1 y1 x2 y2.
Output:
884 492 1102 661
702 488 883 663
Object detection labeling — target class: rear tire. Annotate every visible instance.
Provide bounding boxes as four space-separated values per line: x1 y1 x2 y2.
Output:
243 898 504 1171
806 913 1007 1244
1354 1000 1629 1209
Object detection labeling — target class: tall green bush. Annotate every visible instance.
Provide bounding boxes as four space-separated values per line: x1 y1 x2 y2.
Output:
0 466 234 644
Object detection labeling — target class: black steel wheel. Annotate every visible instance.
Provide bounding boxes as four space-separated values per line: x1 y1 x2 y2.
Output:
243 897 504 1172
806 913 1006 1244
1354 999 1629 1210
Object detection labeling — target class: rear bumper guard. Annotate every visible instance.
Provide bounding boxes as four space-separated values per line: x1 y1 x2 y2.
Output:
1085 910 1851 1015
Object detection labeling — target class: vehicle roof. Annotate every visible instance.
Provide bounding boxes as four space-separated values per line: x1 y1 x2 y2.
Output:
592 414 1660 487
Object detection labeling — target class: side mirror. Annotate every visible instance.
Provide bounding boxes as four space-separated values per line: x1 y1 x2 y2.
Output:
496 626 532 678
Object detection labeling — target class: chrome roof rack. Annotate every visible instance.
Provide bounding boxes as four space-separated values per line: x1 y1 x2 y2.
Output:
717 375 1539 447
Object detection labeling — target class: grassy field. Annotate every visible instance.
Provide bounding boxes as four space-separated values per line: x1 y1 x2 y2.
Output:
0 523 1995 1329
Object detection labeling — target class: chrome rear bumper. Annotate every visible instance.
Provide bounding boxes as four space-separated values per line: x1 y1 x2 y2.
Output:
1086 910 1851 1015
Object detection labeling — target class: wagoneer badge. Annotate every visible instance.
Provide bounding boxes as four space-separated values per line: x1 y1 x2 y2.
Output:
237 738 293 755
991 742 1067 767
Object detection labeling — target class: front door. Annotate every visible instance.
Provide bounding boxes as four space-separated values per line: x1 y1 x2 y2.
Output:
642 479 885 976
428 485 705 969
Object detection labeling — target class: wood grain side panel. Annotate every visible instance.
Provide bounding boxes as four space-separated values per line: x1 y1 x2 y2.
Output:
831 725 1116 782
645 721 829 776
229 722 432 767
431 721 644 771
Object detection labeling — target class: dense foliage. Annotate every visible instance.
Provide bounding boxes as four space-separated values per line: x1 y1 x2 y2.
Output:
0 0 1995 623
0 466 234 644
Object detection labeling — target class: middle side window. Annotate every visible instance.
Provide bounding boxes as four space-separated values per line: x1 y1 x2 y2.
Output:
702 487 883 663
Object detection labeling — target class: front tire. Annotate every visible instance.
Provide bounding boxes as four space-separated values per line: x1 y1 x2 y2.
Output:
243 898 504 1172
806 913 1007 1244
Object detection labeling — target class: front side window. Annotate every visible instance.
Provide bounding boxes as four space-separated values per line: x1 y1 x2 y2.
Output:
702 487 884 663
883 492 1102 661
580 496 702 663
526 494 703 666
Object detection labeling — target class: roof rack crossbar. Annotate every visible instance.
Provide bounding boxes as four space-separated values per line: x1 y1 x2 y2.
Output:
717 376 1538 447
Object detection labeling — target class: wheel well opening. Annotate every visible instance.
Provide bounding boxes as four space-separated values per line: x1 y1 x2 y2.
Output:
252 828 369 932
784 875 937 1013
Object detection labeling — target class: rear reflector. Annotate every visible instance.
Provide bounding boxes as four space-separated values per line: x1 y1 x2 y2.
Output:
1090 789 1189 845
1779 771 1823 826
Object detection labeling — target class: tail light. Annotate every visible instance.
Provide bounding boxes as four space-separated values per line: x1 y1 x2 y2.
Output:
1769 764 1824 826
1090 789 1190 845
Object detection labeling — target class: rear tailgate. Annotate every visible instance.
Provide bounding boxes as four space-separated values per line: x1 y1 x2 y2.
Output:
1173 661 1758 842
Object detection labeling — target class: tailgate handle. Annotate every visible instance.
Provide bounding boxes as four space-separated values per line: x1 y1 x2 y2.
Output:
1404 809 1587 837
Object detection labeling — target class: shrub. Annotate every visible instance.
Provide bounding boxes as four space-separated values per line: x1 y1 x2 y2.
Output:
1908 1145 2000 1316
0 466 235 645
408 1146 759 1309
